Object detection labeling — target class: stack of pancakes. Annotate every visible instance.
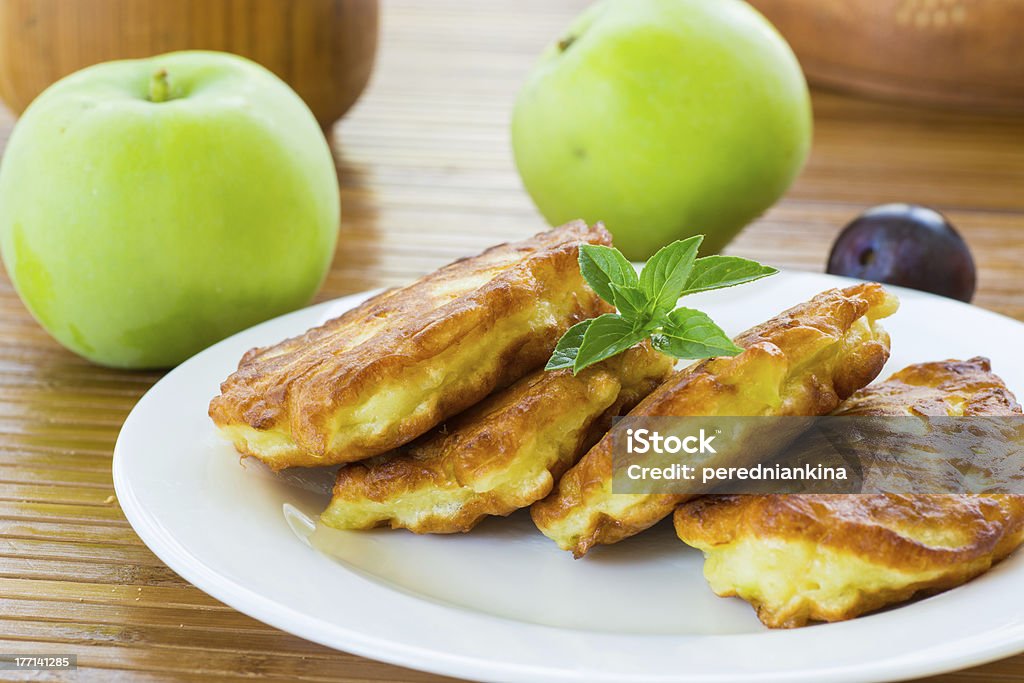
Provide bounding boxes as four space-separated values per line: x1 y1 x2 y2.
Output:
209 222 1024 628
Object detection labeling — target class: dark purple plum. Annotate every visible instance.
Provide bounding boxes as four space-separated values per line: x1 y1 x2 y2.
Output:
827 204 976 303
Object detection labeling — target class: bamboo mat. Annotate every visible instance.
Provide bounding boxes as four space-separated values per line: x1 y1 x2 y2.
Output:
1 1 1023 680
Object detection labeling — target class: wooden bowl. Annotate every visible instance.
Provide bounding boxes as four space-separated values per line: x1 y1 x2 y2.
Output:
0 0 379 127
748 0 1024 110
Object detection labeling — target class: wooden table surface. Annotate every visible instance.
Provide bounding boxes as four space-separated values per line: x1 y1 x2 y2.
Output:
1 1 1023 681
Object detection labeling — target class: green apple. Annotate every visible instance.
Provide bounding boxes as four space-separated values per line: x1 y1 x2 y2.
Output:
512 0 812 260
0 51 339 368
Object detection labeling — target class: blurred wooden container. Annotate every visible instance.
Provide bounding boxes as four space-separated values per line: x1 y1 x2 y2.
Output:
0 0 379 127
749 0 1024 111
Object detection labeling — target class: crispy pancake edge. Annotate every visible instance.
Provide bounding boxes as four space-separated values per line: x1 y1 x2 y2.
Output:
675 356 1024 627
677 493 1024 627
531 283 898 557
322 342 674 533
209 221 612 468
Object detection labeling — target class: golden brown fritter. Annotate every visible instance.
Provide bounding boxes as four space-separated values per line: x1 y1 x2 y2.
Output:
836 356 1021 418
674 357 1024 628
209 222 612 469
321 342 673 534
531 283 898 557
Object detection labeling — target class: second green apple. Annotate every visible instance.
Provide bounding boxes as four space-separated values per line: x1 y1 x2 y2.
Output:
512 0 812 259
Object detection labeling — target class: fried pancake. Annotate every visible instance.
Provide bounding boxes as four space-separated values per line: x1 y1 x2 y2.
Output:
836 356 1020 418
321 342 673 533
675 357 1024 628
531 283 898 557
209 222 612 469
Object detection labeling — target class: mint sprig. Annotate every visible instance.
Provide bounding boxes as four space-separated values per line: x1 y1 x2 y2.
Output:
546 238 777 374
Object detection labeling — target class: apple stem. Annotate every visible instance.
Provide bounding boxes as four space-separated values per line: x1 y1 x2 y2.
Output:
149 69 170 103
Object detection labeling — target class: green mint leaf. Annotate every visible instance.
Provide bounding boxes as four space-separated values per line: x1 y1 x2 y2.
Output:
550 238 776 372
573 313 646 373
545 319 592 370
578 244 639 305
638 235 703 317
651 307 743 360
609 283 648 323
681 255 778 296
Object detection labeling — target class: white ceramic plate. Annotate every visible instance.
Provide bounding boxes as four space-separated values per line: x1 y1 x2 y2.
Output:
113 271 1024 683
